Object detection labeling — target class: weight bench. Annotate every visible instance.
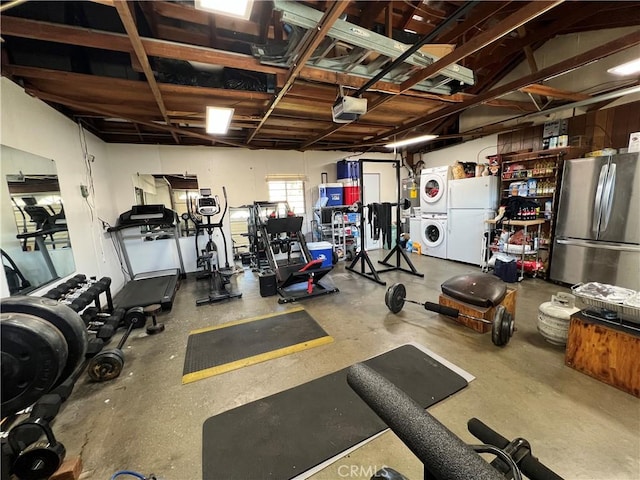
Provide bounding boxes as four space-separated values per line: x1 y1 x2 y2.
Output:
438 273 516 334
276 259 338 304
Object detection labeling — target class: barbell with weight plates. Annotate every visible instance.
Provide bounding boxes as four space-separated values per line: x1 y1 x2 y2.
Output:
384 283 514 347
87 307 146 382
1 296 88 417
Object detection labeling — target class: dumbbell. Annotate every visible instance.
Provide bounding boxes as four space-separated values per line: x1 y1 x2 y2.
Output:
92 314 121 341
81 307 100 326
87 307 145 382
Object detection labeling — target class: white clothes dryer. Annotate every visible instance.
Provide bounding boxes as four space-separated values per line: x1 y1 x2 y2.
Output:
420 166 450 213
420 214 447 259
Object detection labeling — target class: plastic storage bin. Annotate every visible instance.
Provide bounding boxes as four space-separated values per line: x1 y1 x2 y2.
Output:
319 183 343 206
307 241 333 268
337 160 360 180
341 180 360 205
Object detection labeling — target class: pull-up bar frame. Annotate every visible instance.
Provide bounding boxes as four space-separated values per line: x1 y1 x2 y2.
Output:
346 159 423 286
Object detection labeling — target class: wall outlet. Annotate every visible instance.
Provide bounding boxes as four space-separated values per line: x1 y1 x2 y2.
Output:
80 184 89 198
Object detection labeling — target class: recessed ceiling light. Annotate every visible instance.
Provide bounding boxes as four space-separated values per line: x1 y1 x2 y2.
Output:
385 134 439 149
607 57 640 76
412 15 424 21
206 106 234 134
195 0 254 20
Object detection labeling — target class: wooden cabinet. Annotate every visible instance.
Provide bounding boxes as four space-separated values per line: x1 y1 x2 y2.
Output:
565 313 640 398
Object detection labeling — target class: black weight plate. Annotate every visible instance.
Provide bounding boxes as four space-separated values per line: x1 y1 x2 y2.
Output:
0 314 68 416
12 443 65 480
87 349 124 382
1 296 88 388
385 283 406 314
500 312 514 346
491 305 508 346
123 306 146 329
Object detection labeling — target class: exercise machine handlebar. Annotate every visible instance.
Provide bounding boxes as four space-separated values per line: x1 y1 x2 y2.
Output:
347 363 504 480
468 418 564 480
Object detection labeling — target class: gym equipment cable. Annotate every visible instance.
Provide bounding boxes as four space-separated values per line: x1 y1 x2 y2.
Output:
189 187 242 306
384 283 514 346
345 158 423 286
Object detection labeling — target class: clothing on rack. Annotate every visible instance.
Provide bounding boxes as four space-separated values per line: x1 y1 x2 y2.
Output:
367 203 393 248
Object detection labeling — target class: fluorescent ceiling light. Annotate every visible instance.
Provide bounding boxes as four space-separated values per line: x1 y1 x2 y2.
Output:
206 106 234 134
195 0 254 20
385 134 439 149
607 57 640 76
412 15 424 21
404 29 417 34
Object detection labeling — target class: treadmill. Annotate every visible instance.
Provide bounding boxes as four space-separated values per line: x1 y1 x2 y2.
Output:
108 205 186 311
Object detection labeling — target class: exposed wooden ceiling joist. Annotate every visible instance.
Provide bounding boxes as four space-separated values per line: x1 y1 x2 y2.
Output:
3 0 638 152
114 0 179 144
366 29 640 146
246 0 349 143
301 0 563 148
520 84 591 101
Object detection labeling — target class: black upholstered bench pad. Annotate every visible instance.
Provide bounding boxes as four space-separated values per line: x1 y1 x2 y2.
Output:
441 274 507 307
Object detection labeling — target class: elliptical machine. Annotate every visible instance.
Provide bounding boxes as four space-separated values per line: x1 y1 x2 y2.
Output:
192 187 242 306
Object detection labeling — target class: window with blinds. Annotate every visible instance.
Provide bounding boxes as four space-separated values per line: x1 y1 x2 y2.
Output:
267 180 305 215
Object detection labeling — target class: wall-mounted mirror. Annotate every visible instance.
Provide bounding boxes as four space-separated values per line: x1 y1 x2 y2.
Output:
1 145 75 295
132 174 199 237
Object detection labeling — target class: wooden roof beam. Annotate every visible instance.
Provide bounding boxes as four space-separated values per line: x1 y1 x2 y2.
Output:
0 16 281 75
27 88 245 148
520 84 590 101
365 29 640 146
301 1 562 149
246 0 349 144
437 2 512 44
114 0 179 143
399 1 563 91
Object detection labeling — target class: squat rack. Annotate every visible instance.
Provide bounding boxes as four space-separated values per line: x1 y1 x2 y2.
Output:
346 159 423 286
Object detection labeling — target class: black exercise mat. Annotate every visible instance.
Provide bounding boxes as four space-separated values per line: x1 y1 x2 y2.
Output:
183 307 332 384
202 344 468 479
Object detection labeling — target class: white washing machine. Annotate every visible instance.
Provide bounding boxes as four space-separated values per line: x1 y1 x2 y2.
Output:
420 166 450 214
421 214 447 259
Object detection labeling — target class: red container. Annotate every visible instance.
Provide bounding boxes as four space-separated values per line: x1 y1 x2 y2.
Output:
342 181 360 205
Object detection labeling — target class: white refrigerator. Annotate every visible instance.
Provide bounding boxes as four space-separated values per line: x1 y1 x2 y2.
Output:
447 176 499 265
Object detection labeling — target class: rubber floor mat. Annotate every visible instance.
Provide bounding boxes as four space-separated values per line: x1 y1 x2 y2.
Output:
183 306 332 384
202 344 468 479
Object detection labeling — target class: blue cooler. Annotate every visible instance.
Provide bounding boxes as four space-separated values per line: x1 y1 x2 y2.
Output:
318 183 343 206
307 241 333 267
337 160 360 180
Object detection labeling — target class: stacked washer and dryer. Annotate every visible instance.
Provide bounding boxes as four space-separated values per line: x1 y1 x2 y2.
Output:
419 166 450 259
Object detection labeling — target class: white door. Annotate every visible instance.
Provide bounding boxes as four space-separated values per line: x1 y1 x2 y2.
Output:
363 173 381 250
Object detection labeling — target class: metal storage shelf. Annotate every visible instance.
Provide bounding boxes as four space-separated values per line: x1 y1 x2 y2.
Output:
312 206 360 260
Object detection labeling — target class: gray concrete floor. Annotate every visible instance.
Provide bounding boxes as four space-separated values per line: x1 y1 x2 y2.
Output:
54 252 639 480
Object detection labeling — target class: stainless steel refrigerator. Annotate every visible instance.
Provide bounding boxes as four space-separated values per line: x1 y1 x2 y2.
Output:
550 153 640 290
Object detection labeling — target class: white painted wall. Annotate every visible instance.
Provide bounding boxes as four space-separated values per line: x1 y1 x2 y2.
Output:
420 135 498 168
1 77 397 296
1 77 121 297
460 26 640 132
